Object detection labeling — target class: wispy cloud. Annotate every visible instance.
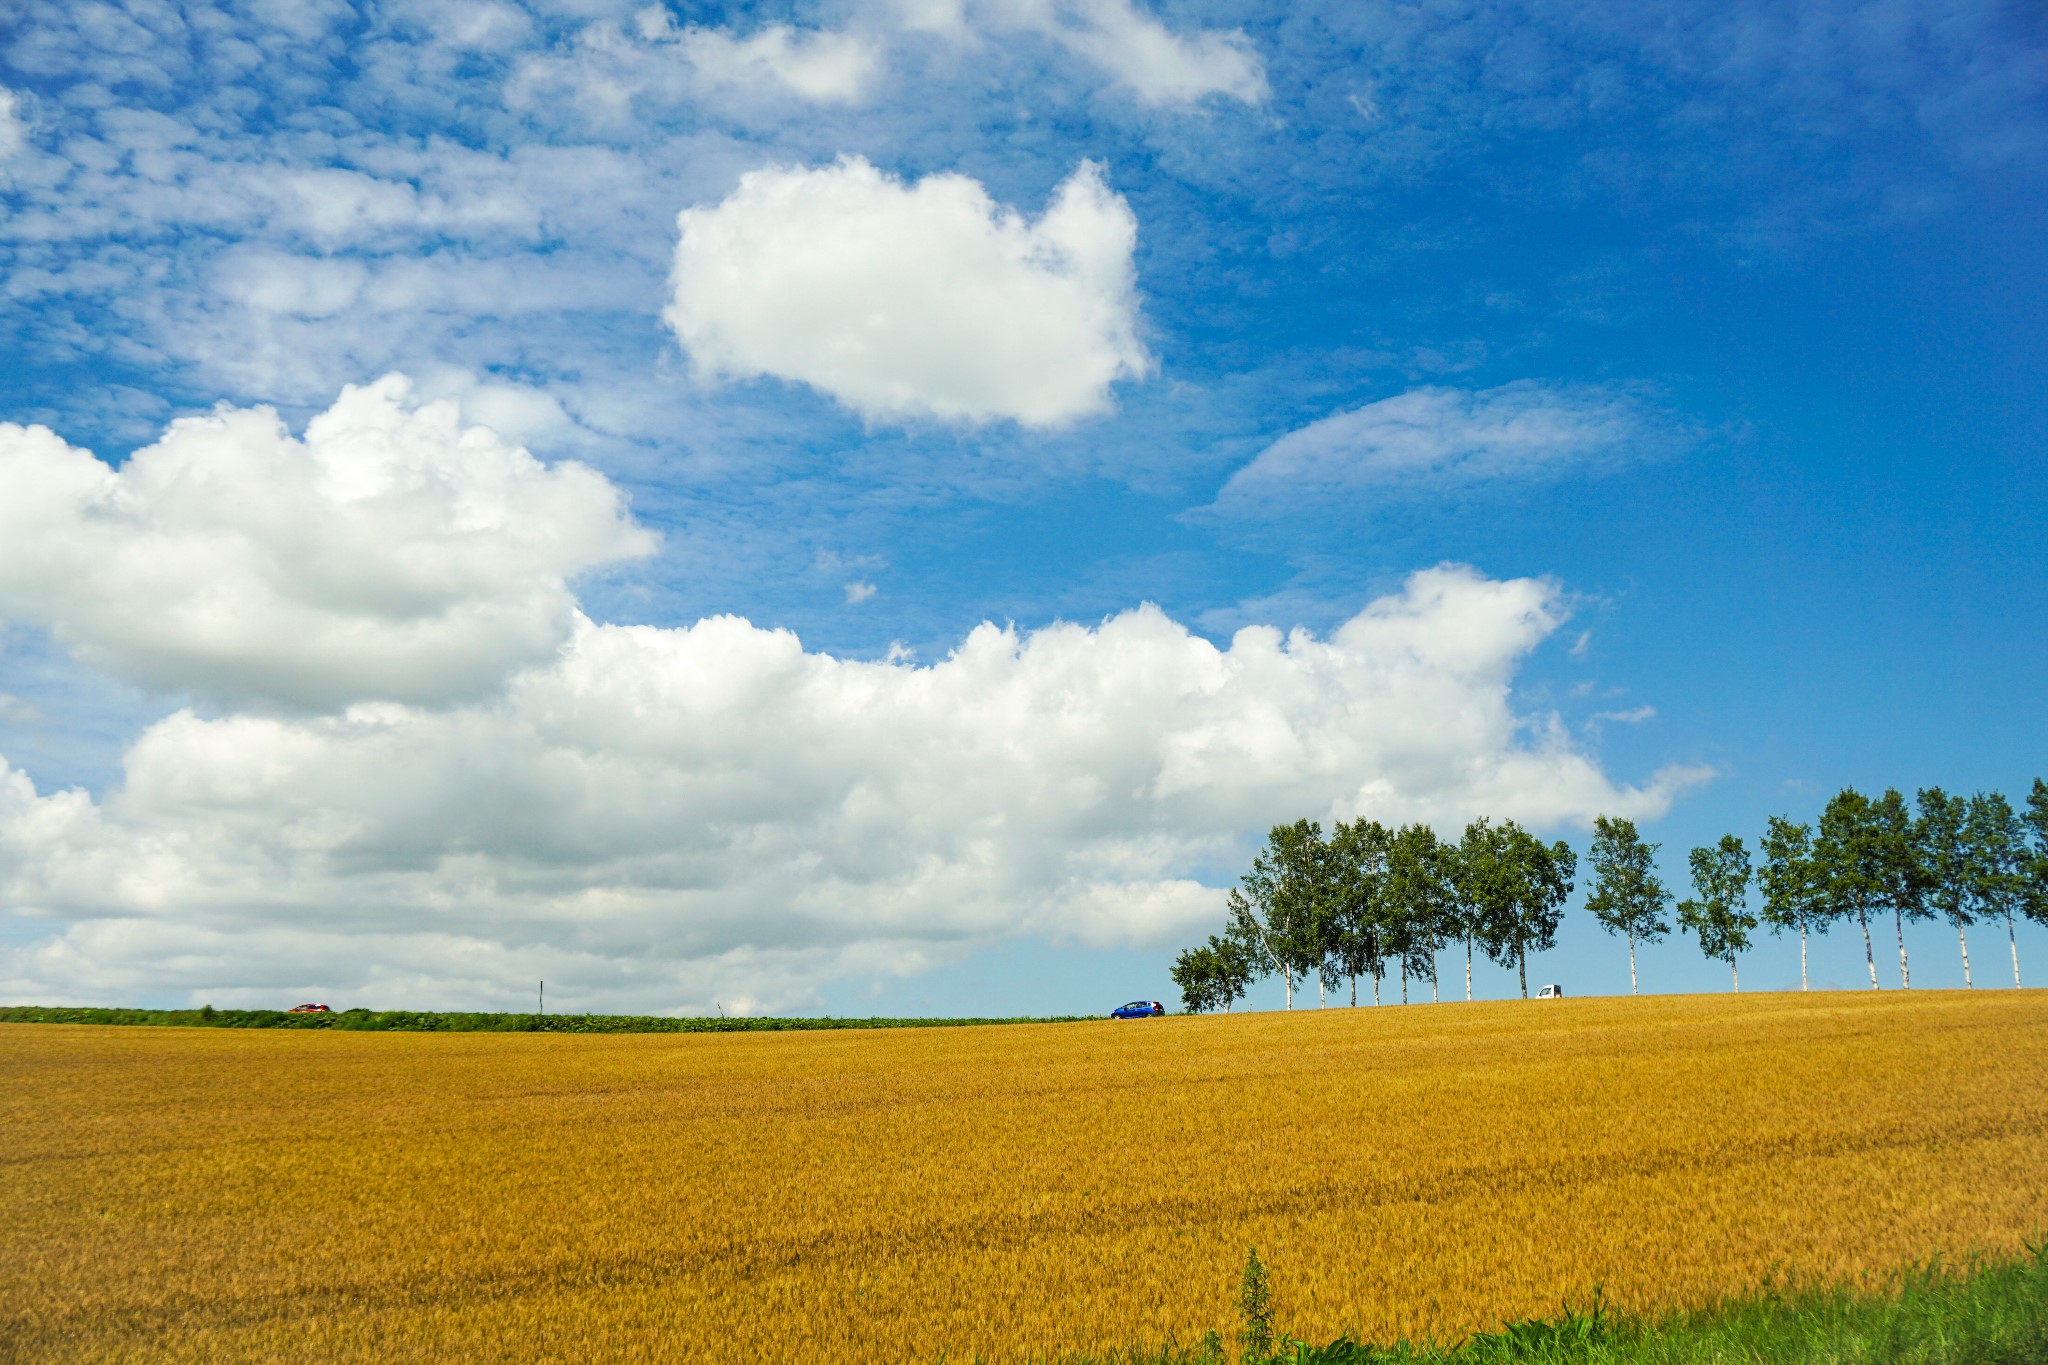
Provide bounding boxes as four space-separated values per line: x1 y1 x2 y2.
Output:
0 88 26 161
991 0 1267 106
507 14 884 123
1204 381 1685 520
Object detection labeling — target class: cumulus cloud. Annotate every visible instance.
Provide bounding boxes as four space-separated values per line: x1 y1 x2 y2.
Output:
1210 382 1675 518
667 157 1150 426
0 560 1705 1012
0 376 655 711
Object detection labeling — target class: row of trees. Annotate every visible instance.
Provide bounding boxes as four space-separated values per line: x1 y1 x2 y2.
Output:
1170 780 2048 1012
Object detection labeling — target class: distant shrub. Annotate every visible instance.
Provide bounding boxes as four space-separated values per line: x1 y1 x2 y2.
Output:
0 1005 1088 1034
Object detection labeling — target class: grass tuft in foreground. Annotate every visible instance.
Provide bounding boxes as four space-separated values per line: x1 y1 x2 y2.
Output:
1107 1244 2048 1365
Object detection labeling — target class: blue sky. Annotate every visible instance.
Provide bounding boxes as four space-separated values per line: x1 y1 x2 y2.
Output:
0 0 2044 1013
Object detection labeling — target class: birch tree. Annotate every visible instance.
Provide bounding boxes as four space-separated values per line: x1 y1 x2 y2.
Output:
1451 818 1504 1001
1870 788 1931 989
1583 815 1670 995
1677 835 1756 990
2020 779 2048 978
1329 818 1392 1005
1915 788 1975 988
1814 787 1883 989
1464 818 1575 999
1226 819 1328 1010
1386 823 1455 1003
1758 816 1826 991
1964 791 2028 989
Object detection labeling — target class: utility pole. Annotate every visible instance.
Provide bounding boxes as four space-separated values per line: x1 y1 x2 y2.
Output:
539 980 544 1015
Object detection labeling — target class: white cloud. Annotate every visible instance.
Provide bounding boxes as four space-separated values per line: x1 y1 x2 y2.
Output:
264 166 543 249
669 19 881 105
506 13 882 124
0 551 1704 1012
666 157 1150 426
844 581 879 604
505 1 1257 120
1210 382 1671 517
0 88 26 161
997 0 1268 106
894 0 1265 105
0 376 655 711
400 0 534 52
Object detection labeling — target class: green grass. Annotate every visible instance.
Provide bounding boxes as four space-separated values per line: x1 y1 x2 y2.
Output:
1104 1244 2048 1365
0 1004 1088 1032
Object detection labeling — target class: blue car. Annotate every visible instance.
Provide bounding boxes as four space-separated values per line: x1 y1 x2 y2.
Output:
1111 999 1164 1019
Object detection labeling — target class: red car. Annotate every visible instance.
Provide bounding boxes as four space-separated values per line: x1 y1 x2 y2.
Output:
286 1003 331 1013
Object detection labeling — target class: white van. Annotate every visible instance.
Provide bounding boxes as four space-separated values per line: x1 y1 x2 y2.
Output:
1535 983 1563 1000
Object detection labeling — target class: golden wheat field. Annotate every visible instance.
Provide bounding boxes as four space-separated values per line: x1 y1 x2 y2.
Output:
3 991 2046 1364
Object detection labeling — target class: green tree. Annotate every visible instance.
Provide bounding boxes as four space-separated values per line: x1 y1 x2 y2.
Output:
1169 942 1220 1014
1915 788 1975 988
1871 788 1931 989
1814 787 1883 990
1462 818 1576 999
1171 935 1254 1014
1440 823 1485 1002
1226 819 1329 1011
1964 791 2029 989
1452 818 1507 1000
1385 823 1455 1003
1583 814 1670 996
1758 816 1826 992
1678 835 1757 991
2021 778 2048 974
1328 818 1393 1005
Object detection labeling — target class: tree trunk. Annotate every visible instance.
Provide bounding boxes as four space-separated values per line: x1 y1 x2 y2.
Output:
1517 942 1528 1000
2009 909 2022 988
1895 905 1911 990
1465 938 1474 1001
1373 971 1381 1006
1430 960 1440 1005
1400 969 1408 1006
1349 974 1357 1007
1957 920 1973 989
1318 976 1326 1008
1283 969 1293 1010
1627 931 1638 996
1860 909 1878 989
1799 919 1809 992
1731 955 1739 992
